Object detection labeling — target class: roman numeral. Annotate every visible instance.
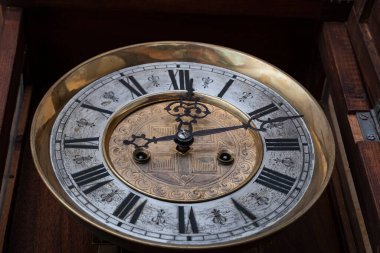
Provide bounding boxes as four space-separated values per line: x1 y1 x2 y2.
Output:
63 137 99 149
113 193 147 224
168 69 191 91
217 77 236 97
79 102 113 115
256 167 296 194
119 74 147 98
265 138 300 151
71 164 112 194
248 103 279 118
178 206 199 235
232 198 257 223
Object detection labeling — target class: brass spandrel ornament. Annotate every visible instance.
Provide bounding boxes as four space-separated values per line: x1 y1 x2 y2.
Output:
31 42 335 251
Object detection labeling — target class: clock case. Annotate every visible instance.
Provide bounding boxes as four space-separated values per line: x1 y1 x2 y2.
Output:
0 1 379 253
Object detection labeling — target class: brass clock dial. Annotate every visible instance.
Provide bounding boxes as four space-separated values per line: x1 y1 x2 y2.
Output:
31 42 335 250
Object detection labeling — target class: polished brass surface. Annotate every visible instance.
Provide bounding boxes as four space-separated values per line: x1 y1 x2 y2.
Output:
30 42 335 250
106 100 262 202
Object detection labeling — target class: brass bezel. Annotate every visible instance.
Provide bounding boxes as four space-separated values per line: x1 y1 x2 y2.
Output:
30 41 335 251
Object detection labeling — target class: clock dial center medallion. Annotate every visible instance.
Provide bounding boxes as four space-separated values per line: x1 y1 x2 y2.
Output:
105 98 263 202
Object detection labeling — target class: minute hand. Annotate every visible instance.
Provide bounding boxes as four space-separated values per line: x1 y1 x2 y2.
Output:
191 115 303 137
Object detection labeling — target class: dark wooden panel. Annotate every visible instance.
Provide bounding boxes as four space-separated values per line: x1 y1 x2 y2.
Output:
0 6 3 25
347 9 380 105
353 0 375 20
319 22 370 113
5 148 98 253
325 94 373 253
368 0 380 54
320 20 379 253
3 0 327 19
0 7 23 188
24 8 322 102
6 145 345 252
0 86 32 253
354 142 380 253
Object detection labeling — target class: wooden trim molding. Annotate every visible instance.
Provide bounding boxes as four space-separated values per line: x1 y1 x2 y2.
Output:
0 7 23 187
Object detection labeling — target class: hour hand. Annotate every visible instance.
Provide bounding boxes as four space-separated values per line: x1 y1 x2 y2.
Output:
122 129 194 153
164 80 211 125
123 134 176 149
190 115 304 137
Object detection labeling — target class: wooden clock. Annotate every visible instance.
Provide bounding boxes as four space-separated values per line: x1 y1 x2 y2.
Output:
30 42 334 251
1 1 378 252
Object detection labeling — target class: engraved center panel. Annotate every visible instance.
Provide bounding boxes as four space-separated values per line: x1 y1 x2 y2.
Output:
107 101 262 202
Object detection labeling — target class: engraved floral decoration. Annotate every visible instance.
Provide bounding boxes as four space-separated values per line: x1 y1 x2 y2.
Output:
108 102 262 202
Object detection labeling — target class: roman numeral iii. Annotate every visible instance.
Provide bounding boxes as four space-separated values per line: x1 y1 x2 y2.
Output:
265 138 300 151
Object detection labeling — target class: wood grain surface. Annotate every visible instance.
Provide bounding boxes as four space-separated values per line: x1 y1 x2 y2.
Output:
325 95 372 253
0 7 23 188
319 22 370 113
347 8 380 105
0 86 32 253
368 0 380 54
320 15 380 253
354 142 380 253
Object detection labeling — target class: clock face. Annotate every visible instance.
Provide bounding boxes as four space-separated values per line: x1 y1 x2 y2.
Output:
49 61 315 246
